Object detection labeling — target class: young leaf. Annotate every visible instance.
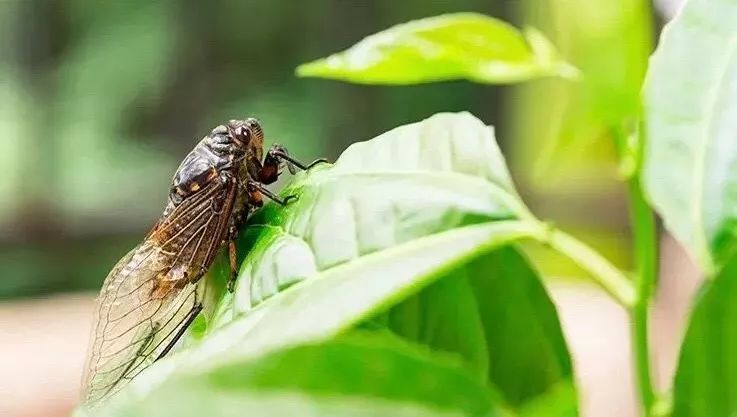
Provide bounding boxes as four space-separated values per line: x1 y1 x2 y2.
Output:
296 13 578 85
86 333 503 417
672 256 737 417
643 0 737 273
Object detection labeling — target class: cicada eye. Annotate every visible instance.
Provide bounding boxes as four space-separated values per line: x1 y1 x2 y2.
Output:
233 125 251 144
244 118 263 141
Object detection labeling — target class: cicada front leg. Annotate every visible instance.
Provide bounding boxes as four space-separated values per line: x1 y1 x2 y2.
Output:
260 144 328 184
246 144 328 205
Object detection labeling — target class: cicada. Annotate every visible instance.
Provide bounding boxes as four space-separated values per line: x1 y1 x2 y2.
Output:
81 118 321 404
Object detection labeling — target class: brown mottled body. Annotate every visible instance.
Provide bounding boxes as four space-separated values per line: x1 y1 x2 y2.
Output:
80 118 319 405
147 122 256 298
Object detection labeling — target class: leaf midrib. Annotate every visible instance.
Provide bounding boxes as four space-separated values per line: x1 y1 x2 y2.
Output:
311 169 530 219
693 37 737 274
243 219 540 290
196 221 542 372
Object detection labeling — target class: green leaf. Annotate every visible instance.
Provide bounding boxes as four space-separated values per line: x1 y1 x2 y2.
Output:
237 112 532 309
383 273 490 381
210 222 539 369
517 381 578 417
381 247 575 410
296 13 578 85
467 248 574 406
672 256 737 417
223 112 572 411
643 0 737 273
89 333 503 417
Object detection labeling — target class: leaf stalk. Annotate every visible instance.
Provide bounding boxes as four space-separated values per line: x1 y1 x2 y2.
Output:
530 222 636 308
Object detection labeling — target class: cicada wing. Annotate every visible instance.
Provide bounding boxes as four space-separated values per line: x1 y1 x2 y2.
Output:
81 167 238 404
81 242 199 404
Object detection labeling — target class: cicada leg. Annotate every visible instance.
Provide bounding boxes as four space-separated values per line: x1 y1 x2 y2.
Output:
227 229 239 293
155 302 203 361
260 144 328 184
247 180 297 206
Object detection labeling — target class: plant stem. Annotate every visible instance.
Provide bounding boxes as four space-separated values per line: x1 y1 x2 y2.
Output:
627 173 658 417
615 124 658 417
533 223 636 308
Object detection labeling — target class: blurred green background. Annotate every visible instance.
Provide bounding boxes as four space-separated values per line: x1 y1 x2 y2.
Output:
0 0 659 299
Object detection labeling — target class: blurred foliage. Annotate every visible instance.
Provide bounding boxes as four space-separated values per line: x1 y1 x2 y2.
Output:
0 0 655 303
503 0 654 276
509 0 652 189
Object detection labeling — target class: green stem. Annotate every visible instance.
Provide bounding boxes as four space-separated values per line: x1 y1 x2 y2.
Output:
615 123 658 417
532 223 636 308
627 174 658 417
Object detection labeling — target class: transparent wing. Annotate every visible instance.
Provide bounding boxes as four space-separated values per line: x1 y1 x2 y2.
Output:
81 242 200 404
81 174 237 404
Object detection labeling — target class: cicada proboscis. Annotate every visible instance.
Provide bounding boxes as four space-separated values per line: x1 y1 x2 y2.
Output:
80 118 323 404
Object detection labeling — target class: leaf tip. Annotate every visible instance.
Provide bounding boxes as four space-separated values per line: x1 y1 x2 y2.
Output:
554 62 582 81
295 59 330 78
522 26 580 81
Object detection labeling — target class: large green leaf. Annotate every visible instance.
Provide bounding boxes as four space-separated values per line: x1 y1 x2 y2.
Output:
235 112 532 310
94 221 539 412
672 256 737 417
296 13 577 85
82 333 502 417
643 0 737 273
213 113 572 413
381 247 575 410
210 222 539 372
